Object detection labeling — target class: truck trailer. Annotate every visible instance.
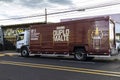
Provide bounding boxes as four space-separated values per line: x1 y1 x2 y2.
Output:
16 16 120 60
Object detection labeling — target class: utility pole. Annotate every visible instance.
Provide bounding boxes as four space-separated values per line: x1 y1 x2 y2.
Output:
45 8 47 23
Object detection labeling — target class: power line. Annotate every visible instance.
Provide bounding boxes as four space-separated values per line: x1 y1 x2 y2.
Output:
0 9 85 21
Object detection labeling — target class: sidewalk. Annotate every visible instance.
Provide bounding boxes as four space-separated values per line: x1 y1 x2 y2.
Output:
0 51 20 56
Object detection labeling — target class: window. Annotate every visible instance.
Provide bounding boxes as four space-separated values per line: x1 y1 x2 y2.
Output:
17 34 24 41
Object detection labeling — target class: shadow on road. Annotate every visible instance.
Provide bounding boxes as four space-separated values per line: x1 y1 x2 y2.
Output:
18 55 120 63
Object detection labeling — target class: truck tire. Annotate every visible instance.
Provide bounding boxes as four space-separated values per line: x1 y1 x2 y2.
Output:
21 48 29 57
74 49 86 61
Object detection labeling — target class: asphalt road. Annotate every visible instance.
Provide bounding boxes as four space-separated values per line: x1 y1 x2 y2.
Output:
0 52 120 80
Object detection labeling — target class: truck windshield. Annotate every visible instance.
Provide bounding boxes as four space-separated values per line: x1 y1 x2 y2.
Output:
17 34 24 41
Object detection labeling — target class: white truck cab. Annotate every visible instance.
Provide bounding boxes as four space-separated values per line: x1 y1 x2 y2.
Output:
16 30 30 52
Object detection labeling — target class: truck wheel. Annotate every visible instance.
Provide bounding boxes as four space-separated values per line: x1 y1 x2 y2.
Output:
21 48 29 57
74 49 86 61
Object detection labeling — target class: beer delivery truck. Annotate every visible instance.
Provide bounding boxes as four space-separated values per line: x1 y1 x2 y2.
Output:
16 16 120 60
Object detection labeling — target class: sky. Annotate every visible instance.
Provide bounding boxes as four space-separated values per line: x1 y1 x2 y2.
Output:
1 0 120 25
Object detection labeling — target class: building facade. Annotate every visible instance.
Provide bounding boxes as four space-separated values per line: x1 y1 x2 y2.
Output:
0 22 44 51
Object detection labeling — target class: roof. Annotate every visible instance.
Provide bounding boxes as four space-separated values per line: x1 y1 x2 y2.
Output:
1 22 46 27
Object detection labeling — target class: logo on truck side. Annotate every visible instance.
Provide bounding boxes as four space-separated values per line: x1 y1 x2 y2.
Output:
53 26 70 42
91 27 103 50
31 29 40 40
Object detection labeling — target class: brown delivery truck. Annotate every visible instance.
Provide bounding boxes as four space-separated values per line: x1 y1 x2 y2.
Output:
16 16 119 60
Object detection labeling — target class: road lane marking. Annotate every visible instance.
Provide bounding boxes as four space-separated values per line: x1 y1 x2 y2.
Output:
0 60 120 77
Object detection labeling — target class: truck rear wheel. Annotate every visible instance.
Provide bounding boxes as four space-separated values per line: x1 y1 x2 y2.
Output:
74 49 86 61
21 48 29 57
